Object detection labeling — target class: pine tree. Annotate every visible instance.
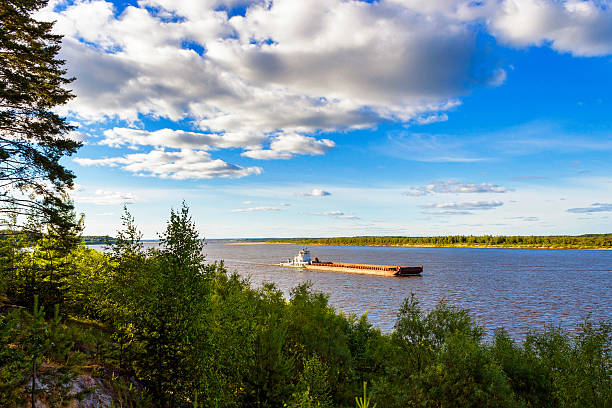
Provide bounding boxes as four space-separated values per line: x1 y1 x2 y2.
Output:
0 0 81 232
131 203 211 406
2 201 83 312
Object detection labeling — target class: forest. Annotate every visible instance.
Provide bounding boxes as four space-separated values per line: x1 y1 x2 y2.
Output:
80 236 116 245
1 206 611 407
268 234 612 249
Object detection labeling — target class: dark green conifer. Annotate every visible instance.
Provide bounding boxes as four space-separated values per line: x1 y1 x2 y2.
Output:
0 0 81 232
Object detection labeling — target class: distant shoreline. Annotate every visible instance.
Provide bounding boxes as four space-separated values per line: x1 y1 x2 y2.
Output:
226 241 611 250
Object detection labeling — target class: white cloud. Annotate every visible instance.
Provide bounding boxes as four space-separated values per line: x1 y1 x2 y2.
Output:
74 149 262 180
405 180 509 196
39 1 612 138
299 188 331 197
506 216 539 222
421 200 504 214
231 206 283 213
67 130 93 144
412 113 449 125
488 68 507 87
240 149 293 160
34 0 612 182
491 0 612 57
38 0 503 145
74 189 137 205
422 210 473 216
242 134 335 160
100 127 244 149
567 203 612 213
313 211 360 220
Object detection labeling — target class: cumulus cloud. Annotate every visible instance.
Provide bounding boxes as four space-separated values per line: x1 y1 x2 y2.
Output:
313 211 360 220
39 1 612 133
491 0 612 56
567 203 612 213
74 189 137 205
34 0 612 181
36 1 504 151
74 149 262 180
405 180 509 196
299 188 331 197
100 128 336 160
231 206 284 213
242 134 335 160
100 128 241 150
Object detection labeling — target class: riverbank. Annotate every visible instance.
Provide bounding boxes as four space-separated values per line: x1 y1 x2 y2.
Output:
260 241 612 250
253 234 611 250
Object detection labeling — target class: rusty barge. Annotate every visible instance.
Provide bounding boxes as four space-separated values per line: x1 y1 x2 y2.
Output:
280 248 422 277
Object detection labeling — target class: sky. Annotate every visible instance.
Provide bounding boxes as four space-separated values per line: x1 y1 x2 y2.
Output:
37 0 612 238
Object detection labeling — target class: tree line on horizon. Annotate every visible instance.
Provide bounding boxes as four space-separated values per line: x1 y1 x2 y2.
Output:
269 234 612 249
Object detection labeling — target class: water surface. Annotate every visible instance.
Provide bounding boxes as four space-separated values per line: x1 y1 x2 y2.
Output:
202 243 611 339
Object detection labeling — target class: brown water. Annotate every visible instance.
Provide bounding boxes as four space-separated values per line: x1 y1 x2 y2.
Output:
202 243 612 339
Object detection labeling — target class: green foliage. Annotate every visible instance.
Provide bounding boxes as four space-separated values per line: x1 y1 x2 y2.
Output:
285 283 352 400
267 234 612 249
355 382 376 408
296 354 333 408
0 305 28 407
414 331 515 407
523 321 612 407
0 0 81 231
111 204 212 407
393 294 483 372
0 204 83 314
490 329 552 407
0 296 83 407
81 235 116 245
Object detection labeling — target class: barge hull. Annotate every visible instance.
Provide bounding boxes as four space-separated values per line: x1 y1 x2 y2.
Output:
305 262 422 277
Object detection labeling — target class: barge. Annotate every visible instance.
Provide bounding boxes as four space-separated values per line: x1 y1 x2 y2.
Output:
280 248 422 277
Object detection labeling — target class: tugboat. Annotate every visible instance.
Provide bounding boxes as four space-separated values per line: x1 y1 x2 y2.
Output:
280 248 312 267
280 248 422 277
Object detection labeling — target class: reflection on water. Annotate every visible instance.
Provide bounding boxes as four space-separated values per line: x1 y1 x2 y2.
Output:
202 243 612 339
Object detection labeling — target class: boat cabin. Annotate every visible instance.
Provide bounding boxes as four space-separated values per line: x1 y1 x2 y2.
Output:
293 248 311 265
281 248 312 266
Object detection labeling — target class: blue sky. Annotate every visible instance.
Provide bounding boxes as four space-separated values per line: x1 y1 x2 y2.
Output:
39 0 612 238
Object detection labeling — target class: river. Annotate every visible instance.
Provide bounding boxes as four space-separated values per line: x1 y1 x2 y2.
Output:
202 242 611 339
